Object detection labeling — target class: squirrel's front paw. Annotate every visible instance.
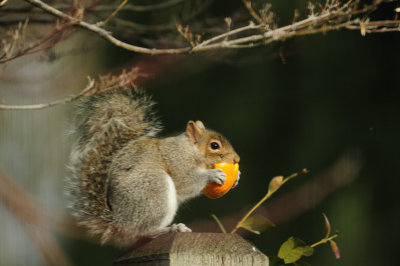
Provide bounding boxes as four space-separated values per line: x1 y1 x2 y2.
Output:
208 169 226 185
233 170 241 188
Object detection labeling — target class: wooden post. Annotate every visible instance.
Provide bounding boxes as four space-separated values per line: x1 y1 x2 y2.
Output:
114 232 269 266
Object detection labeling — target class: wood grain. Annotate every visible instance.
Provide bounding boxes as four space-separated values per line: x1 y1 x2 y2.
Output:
114 232 268 265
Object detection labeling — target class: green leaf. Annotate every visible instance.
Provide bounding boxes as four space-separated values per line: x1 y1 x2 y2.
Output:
240 215 275 235
278 237 307 264
302 245 314 257
281 247 304 264
329 240 341 259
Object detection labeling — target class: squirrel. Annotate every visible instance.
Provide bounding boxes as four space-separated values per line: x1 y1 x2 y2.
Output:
66 87 240 247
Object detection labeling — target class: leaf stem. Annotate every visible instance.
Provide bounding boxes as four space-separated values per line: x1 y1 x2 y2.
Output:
310 233 339 248
231 169 308 234
231 189 272 234
210 214 227 233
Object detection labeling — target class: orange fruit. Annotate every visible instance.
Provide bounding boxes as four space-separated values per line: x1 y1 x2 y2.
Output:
203 162 239 199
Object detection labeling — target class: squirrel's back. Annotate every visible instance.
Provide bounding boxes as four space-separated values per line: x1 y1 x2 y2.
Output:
66 88 161 239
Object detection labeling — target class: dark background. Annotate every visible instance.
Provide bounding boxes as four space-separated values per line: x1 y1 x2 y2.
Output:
1 0 399 265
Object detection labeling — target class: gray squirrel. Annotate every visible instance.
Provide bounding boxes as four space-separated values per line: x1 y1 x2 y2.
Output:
66 88 240 247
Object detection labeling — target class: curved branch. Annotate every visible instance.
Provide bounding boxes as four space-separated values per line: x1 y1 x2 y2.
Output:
0 67 142 110
24 0 192 54
0 78 95 110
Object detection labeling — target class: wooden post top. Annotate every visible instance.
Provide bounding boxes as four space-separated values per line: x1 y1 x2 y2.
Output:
114 232 269 266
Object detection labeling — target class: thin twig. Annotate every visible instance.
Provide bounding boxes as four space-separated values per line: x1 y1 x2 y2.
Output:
102 0 128 26
195 22 260 48
24 0 191 54
230 169 308 234
241 0 262 23
0 19 72 63
0 77 95 110
0 67 142 110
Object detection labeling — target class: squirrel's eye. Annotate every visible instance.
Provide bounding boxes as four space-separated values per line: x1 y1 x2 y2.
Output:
210 142 220 150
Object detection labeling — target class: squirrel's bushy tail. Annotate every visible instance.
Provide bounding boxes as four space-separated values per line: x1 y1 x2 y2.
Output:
66 88 161 242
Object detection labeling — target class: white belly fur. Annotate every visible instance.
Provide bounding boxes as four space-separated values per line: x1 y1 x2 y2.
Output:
159 173 178 228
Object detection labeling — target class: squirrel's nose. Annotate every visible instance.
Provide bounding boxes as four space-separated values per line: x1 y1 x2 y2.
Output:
233 155 240 164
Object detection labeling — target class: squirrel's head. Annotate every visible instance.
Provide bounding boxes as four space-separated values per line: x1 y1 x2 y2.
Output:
186 120 240 168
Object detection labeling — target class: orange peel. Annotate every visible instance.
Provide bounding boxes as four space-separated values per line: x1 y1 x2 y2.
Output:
203 162 239 199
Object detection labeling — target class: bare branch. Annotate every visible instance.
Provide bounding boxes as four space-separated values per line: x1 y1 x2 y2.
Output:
24 0 191 54
195 22 260 48
20 0 399 57
0 18 76 63
0 67 143 110
0 77 95 110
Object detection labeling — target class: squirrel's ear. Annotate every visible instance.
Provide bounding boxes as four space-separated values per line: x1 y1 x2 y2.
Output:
195 120 205 130
186 120 205 144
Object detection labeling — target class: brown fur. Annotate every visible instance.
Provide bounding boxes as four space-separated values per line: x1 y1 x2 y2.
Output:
67 89 161 244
